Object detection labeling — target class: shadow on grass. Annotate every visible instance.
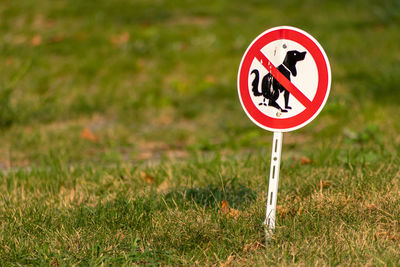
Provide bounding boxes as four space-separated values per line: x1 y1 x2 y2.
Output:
163 182 257 209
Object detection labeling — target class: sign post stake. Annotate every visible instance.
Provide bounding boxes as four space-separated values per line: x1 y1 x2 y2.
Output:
237 26 331 240
264 131 283 237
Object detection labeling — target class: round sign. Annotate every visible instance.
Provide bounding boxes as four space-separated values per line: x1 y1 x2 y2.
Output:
237 26 331 132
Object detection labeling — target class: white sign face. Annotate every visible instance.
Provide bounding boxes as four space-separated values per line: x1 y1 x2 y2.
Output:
237 26 331 132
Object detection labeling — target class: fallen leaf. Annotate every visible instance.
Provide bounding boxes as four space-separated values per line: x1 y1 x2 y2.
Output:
319 180 331 190
243 239 266 252
365 203 377 211
220 200 241 218
110 32 130 46
277 205 289 218
291 155 298 168
33 14 55 29
297 206 303 215
0 160 10 169
80 128 98 143
376 231 399 241
141 172 155 184
6 57 14 65
219 254 234 267
153 113 173 126
205 75 216 84
115 230 126 241
31 35 42 46
229 208 240 218
221 200 230 214
87 148 98 155
157 179 170 192
136 151 153 160
49 35 64 43
51 258 59 267
300 156 312 165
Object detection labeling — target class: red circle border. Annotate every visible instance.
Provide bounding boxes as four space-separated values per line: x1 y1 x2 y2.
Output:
238 27 330 131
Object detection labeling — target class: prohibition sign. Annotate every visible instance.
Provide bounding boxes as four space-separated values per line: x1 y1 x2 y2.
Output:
237 26 331 132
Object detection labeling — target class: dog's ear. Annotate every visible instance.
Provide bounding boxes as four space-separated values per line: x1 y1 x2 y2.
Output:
292 51 306 76
284 50 307 76
284 51 297 76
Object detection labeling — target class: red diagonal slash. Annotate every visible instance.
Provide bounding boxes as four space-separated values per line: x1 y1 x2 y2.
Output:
255 51 312 108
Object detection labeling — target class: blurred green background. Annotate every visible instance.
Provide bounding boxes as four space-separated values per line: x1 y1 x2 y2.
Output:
1 0 399 166
0 0 399 265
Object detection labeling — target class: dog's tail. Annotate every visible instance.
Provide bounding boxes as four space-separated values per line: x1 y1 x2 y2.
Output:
251 69 262 96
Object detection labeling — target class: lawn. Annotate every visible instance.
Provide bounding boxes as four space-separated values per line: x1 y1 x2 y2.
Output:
0 0 399 265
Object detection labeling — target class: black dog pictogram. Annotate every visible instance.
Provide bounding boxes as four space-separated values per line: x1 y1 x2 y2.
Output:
251 50 306 112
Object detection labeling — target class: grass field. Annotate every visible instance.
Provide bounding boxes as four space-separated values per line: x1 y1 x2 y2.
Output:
1 0 400 265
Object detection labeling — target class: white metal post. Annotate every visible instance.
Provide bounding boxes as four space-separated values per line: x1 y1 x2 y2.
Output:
264 131 283 235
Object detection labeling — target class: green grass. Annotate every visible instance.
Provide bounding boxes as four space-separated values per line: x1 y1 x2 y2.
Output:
1 0 400 265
